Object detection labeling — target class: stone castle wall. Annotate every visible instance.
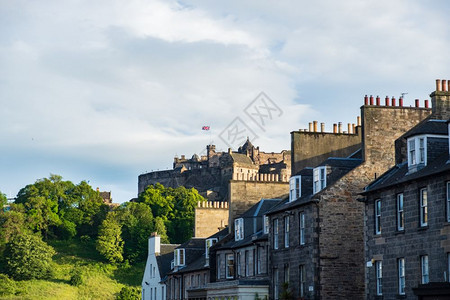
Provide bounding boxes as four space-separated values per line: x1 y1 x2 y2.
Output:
194 201 229 238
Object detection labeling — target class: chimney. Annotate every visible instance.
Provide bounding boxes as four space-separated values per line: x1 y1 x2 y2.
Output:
309 122 313 132
149 234 161 256
333 123 337 133
352 123 356 134
415 99 420 107
376 96 380 106
399 97 404 107
425 100 429 108
364 95 369 105
338 122 343 133
431 78 450 119
357 116 361 126
391 97 396 106
347 123 351 134
369 95 374 105
384 96 389 106
313 121 318 132
228 148 232 154
320 122 325 132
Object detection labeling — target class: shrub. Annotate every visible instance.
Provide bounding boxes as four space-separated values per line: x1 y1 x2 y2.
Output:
80 235 92 244
0 274 16 296
69 267 84 286
4 234 55 280
116 286 140 300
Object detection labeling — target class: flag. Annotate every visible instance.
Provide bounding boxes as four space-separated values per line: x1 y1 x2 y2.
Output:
202 126 210 131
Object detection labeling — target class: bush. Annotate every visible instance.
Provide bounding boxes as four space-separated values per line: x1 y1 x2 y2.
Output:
0 273 16 296
80 235 92 244
57 219 77 240
4 234 55 280
116 286 140 300
69 267 84 286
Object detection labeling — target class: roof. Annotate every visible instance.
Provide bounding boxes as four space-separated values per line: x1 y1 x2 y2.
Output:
265 194 315 215
207 227 229 240
172 255 208 274
317 157 362 168
402 119 448 139
160 244 179 255
156 252 176 279
177 238 205 250
215 229 267 250
292 167 313 177
229 153 255 166
363 152 450 194
238 198 282 218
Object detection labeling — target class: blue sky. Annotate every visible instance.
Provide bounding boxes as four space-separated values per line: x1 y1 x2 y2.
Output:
1 0 449 202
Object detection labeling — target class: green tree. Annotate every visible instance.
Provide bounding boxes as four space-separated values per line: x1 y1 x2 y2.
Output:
116 286 141 300
96 213 124 263
154 216 169 244
0 191 7 211
3 233 55 280
0 209 30 246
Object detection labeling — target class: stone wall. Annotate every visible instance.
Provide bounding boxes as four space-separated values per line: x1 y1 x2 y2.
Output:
194 202 229 238
228 181 289 226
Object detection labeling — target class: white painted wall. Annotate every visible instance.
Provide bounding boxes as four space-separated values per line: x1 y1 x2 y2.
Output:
142 235 167 300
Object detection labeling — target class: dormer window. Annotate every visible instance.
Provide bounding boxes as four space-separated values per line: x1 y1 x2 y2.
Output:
174 248 185 267
205 238 218 259
263 215 269 234
313 166 327 194
289 175 301 202
235 218 244 241
408 136 427 171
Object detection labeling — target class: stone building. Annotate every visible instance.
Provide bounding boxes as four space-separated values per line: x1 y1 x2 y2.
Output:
362 79 450 299
207 198 281 300
267 91 431 299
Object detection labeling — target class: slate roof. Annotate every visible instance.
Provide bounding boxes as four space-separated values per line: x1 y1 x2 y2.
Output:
157 251 177 280
402 119 448 139
229 153 255 166
215 229 267 250
363 152 450 194
172 255 208 274
239 198 282 218
317 157 362 169
176 238 205 250
292 167 313 177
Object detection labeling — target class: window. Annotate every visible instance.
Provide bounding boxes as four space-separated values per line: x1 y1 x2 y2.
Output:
376 261 382 296
236 252 241 277
448 253 450 282
273 219 279 249
408 135 428 169
284 264 289 283
253 248 257 276
313 166 327 194
299 212 305 245
235 218 244 241
409 139 416 165
284 216 290 248
421 255 429 284
263 215 269 234
245 250 250 276
150 288 152 300
174 248 185 266
150 264 152 277
274 268 279 300
153 266 155 278
226 254 234 279
447 183 450 223
420 188 428 227
299 265 306 297
419 137 425 163
257 247 262 274
398 258 405 295
217 254 221 279
397 194 404 231
289 175 301 202
190 275 194 287
205 238 218 259
375 199 381 234
197 274 200 286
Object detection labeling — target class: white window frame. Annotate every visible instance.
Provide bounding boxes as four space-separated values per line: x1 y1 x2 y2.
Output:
289 175 301 202
226 253 234 279
447 182 450 223
420 188 428 227
398 258 405 295
236 252 241 277
263 215 269 234
235 218 244 241
375 199 381 235
397 194 404 231
299 212 305 245
313 166 327 194
273 219 279 249
376 261 382 296
274 268 279 300
421 255 429 284
284 216 290 248
174 248 185 266
205 238 218 259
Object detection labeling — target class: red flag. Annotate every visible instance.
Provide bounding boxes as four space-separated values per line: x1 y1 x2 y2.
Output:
202 126 210 130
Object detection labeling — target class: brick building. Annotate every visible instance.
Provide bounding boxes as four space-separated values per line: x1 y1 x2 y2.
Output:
362 79 450 299
267 92 431 299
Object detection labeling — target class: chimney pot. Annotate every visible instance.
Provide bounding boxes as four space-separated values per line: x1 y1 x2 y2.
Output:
376 96 380 106
369 95 374 105
364 95 369 105
320 122 325 133
443 80 448 92
436 79 442 92
424 99 429 108
399 97 404 107
313 121 318 132
348 123 351 134
338 122 342 134
384 96 389 106
415 99 420 107
352 123 356 134
357 116 361 126
333 123 337 133
308 122 313 132
392 97 396 106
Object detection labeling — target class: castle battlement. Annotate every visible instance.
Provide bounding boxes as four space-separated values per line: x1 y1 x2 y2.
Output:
231 172 289 182
197 201 228 209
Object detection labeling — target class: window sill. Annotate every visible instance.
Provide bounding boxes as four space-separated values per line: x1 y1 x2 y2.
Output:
418 225 429 231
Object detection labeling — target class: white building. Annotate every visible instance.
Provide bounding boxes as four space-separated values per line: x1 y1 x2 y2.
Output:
142 233 179 300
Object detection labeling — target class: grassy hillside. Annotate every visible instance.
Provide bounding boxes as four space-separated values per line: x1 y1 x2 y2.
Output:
0 239 144 300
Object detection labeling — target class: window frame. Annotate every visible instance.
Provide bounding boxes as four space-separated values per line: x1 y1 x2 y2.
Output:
420 188 428 227
376 260 382 296
284 216 290 248
447 182 450 223
313 166 327 194
299 264 306 297
273 268 279 300
421 255 429 284
205 238 218 259
245 250 250 277
226 253 234 279
289 175 301 202
397 193 404 231
398 258 405 295
174 248 186 267
273 219 279 249
299 212 305 245
375 199 381 235
263 215 269 234
235 218 244 241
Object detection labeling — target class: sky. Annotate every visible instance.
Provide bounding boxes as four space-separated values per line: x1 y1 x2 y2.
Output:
1 0 450 203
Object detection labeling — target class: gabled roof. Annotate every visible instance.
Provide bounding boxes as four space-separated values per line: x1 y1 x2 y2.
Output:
157 252 176 279
317 157 362 169
402 119 448 139
292 167 313 177
229 153 255 166
171 255 208 274
363 152 450 194
238 198 282 219
215 229 267 250
176 238 205 250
